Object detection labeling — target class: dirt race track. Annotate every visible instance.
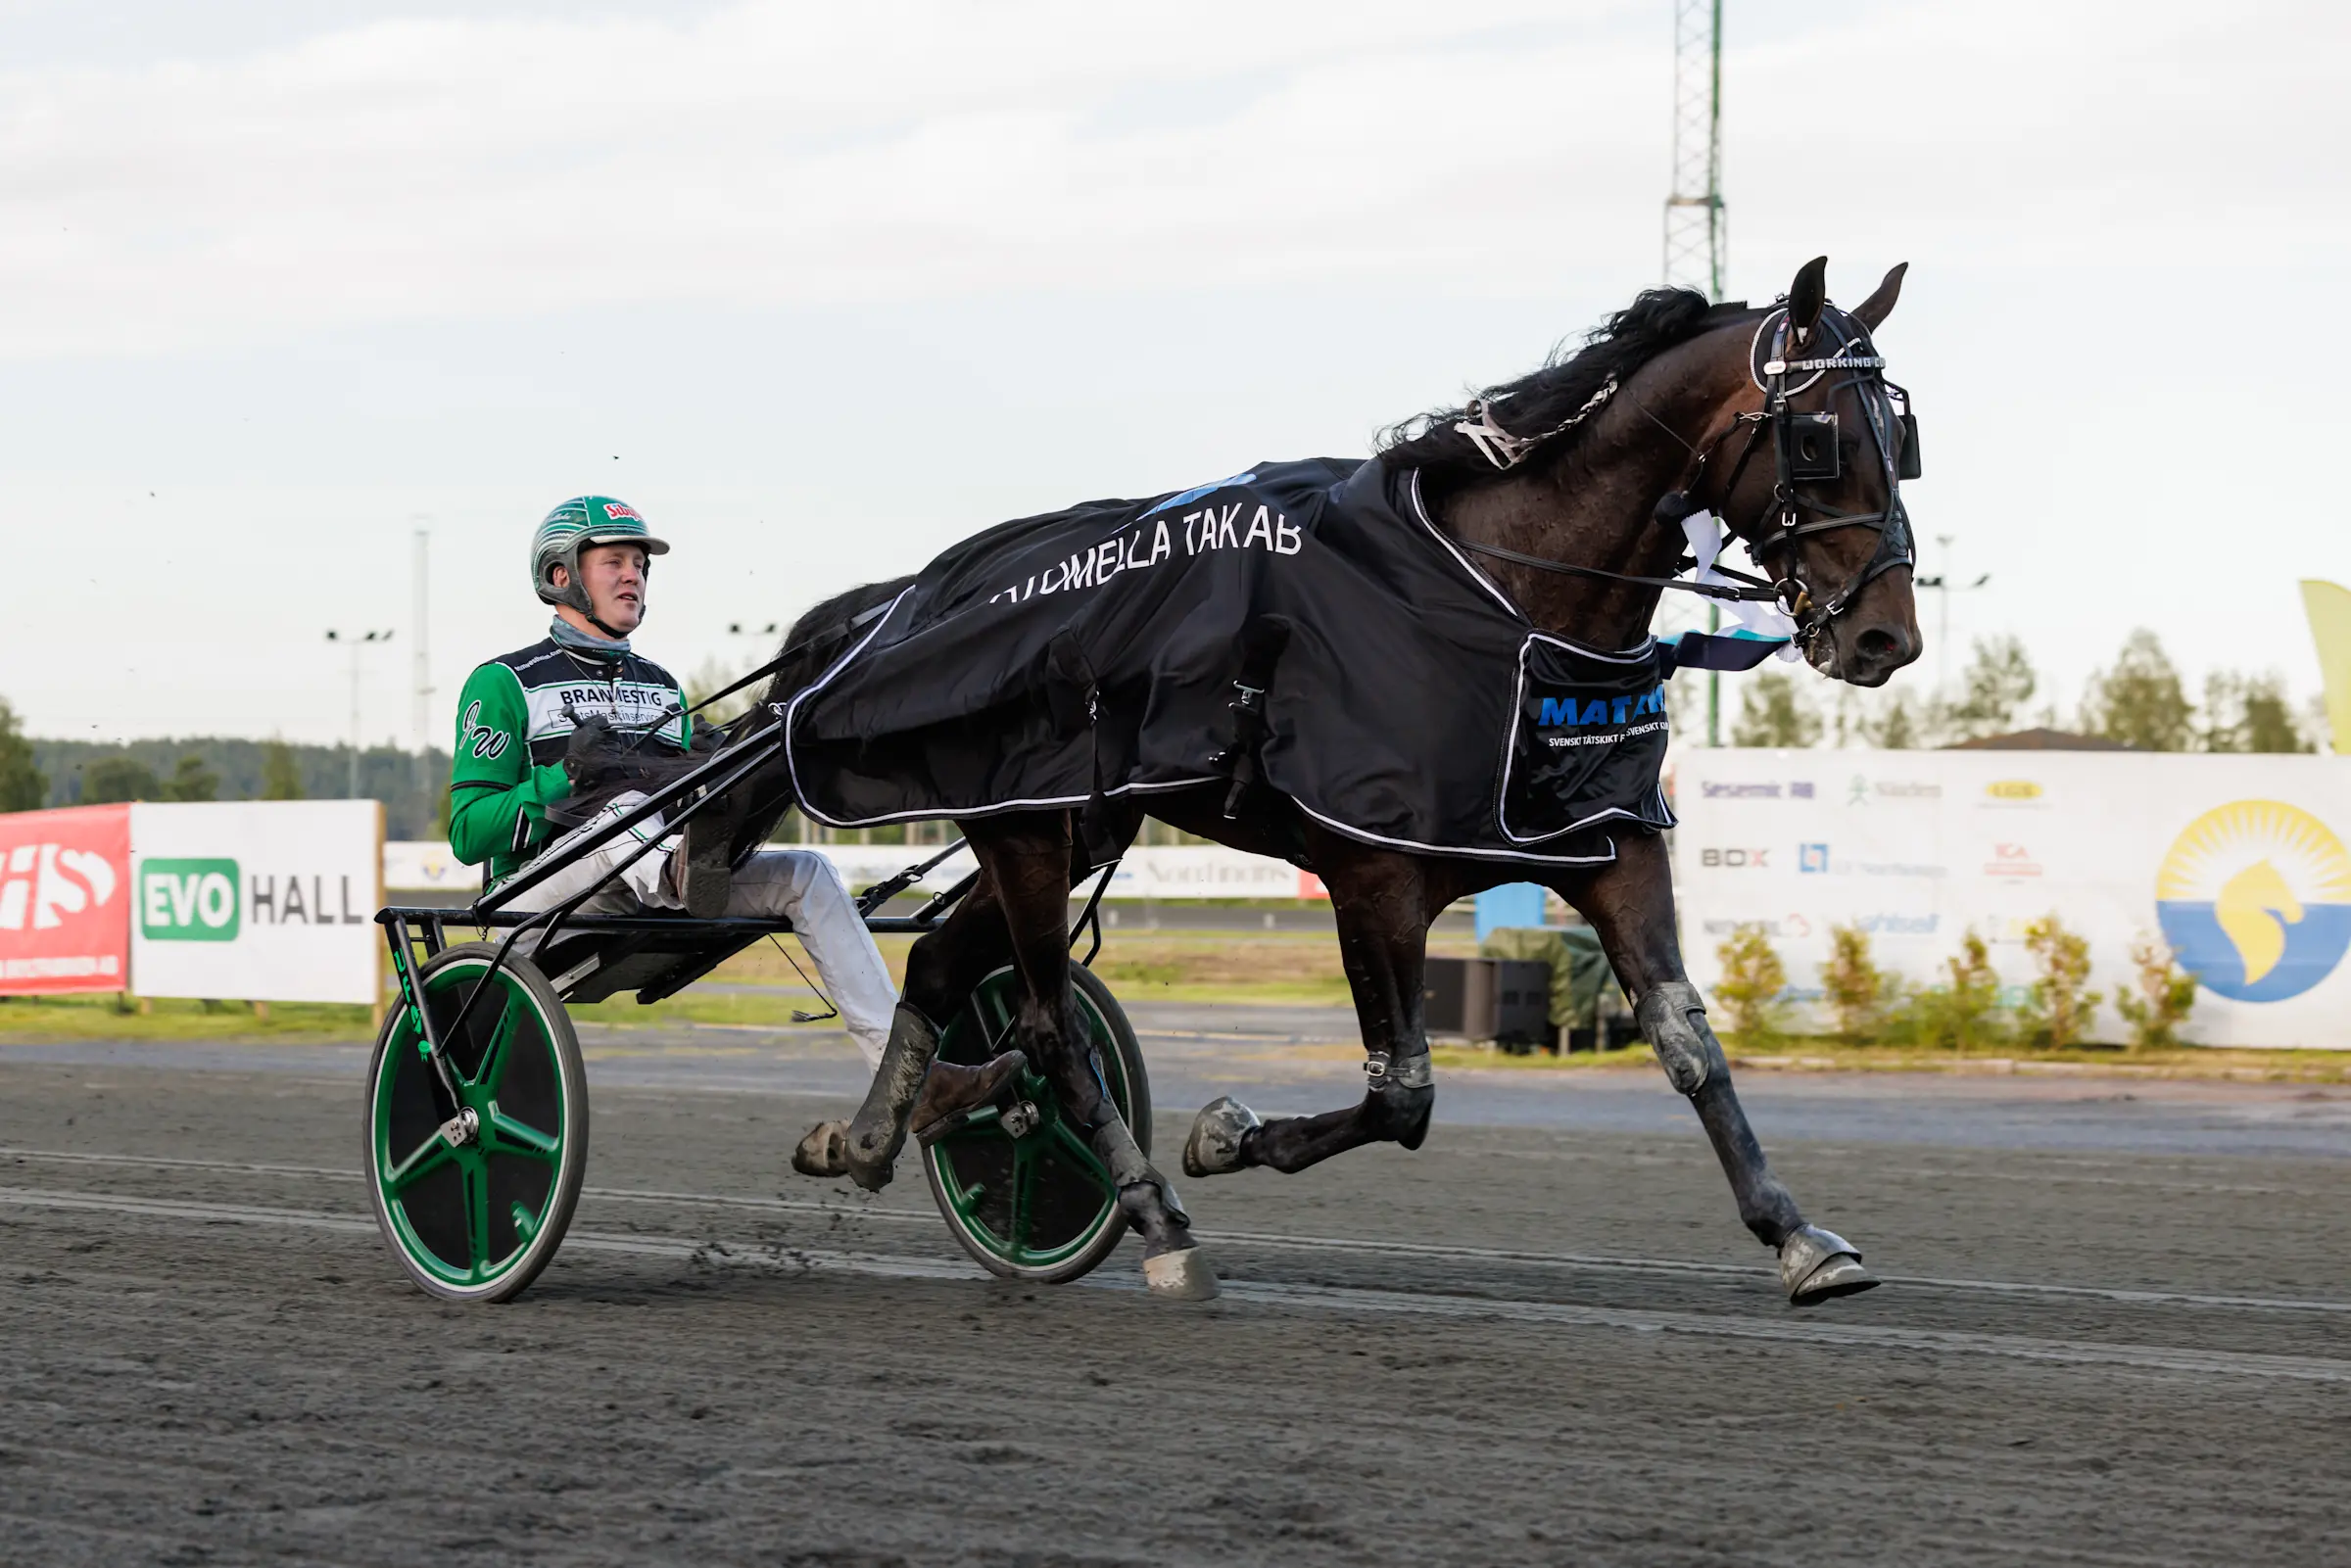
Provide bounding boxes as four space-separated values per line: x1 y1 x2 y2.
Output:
5 1022 2350 1567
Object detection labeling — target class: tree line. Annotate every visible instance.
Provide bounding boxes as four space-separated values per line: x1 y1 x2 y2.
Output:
0 700 452 837
1726 629 2321 752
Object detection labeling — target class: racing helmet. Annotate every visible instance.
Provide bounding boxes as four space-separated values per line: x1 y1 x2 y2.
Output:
531 496 671 616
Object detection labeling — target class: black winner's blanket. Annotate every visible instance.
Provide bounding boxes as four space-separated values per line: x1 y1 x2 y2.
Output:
786 457 1686 866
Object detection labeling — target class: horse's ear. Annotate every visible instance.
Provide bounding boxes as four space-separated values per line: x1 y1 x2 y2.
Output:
1787 256 1829 339
1852 262 1908 331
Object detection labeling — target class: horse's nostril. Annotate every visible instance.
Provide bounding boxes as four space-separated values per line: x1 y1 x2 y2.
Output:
1855 628 1899 661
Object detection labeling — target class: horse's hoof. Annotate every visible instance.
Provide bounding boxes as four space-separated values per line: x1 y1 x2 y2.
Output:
1143 1247 1220 1302
841 1124 903 1193
791 1118 848 1179
1779 1224 1879 1306
1182 1096 1262 1179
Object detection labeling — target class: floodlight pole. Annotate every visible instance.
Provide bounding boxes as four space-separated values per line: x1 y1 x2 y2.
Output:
1665 0 1726 743
326 628 396 799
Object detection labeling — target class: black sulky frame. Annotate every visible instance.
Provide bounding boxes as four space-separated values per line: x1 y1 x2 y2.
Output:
375 711 1118 1096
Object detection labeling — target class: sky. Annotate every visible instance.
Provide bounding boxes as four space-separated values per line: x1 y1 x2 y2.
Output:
4 0 2346 750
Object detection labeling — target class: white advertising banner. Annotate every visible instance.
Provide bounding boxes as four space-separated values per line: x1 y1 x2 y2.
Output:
1674 748 2351 1048
384 839 1320 900
132 802 383 1006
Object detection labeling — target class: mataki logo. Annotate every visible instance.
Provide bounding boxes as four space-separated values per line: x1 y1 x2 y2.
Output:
1985 780 2043 801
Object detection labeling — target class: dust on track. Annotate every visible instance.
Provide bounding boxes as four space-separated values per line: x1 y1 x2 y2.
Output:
4 1058 2348 1567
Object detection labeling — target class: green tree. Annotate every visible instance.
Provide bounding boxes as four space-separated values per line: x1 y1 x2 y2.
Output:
2113 934 2197 1052
1819 923 1902 1042
261 739 304 800
2081 630 2192 750
2201 671 2312 754
1731 671 1823 747
1900 929 2006 1051
83 756 162 803
0 698 44 812
165 753 220 802
1940 636 2037 741
1859 689 1926 749
2018 914 2100 1049
1711 924 1788 1047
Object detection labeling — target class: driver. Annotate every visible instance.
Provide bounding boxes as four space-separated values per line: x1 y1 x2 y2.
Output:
446 496 1022 1175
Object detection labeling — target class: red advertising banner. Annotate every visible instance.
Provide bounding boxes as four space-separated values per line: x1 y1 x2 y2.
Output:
0 804 132 995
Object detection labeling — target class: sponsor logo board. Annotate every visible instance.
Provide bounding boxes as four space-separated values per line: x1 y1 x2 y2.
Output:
0 805 131 994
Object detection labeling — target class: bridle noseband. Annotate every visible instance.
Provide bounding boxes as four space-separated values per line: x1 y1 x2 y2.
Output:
1450 299 1920 661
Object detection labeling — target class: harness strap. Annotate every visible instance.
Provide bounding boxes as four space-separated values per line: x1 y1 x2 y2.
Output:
1452 536 1783 601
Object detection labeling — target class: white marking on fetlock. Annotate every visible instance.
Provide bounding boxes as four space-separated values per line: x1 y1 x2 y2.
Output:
1143 1249 1220 1301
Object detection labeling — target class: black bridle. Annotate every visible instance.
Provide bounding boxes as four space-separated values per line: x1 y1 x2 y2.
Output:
1706 302 1918 651
1452 298 1920 661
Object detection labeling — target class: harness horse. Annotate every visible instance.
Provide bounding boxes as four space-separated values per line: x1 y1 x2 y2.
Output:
722 257 1927 1305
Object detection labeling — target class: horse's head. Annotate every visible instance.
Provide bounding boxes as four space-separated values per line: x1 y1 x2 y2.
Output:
1694 258 1923 688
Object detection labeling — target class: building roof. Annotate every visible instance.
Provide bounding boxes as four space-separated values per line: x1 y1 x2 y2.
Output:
1941 727 2135 752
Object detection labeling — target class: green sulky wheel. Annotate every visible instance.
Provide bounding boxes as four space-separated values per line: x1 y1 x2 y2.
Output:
921 964 1150 1285
362 942 589 1304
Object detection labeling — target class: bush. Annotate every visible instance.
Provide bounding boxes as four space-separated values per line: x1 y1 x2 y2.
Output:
2018 914 2101 1049
1898 929 2006 1051
1819 922 1903 1042
2114 934 2198 1052
1712 924 1788 1048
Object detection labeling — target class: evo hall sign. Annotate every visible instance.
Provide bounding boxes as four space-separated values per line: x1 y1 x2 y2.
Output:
131 801 382 1005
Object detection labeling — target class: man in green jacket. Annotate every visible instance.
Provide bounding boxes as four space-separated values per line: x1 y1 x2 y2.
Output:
450 496 1022 1178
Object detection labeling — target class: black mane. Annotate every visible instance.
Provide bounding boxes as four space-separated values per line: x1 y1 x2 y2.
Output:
1378 288 1751 481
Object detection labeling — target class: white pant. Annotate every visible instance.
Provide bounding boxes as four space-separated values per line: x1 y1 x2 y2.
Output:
504 792 897 1069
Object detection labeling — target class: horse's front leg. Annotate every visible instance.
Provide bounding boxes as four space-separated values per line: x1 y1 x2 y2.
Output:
1183 839 1449 1178
1556 833 1877 1305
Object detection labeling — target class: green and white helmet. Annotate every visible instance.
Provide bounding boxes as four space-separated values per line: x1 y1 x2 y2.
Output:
531 496 670 616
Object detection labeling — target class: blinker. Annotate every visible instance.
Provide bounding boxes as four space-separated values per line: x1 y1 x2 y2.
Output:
1897 411 1923 481
1783 411 1841 482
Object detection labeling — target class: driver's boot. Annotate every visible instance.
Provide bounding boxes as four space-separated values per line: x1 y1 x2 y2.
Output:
791 1050 1028 1180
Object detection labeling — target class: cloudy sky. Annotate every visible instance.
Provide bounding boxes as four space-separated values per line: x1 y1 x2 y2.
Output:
5 0 2345 749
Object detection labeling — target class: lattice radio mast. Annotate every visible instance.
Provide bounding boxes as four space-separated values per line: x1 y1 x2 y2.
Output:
1664 0 1725 302
1665 0 1726 742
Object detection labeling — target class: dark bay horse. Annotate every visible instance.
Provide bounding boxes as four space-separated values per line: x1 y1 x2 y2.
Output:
745 257 1922 1303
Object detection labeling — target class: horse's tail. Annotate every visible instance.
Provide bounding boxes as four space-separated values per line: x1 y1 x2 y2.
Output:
728 574 916 857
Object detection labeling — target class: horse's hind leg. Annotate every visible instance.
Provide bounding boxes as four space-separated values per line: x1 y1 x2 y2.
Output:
1558 834 1878 1306
968 811 1218 1302
1184 838 1450 1177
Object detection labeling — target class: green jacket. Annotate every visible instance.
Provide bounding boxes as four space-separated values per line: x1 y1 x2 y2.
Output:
449 634 690 883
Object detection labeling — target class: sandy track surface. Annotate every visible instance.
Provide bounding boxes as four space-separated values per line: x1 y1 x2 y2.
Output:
4 1050 2348 1566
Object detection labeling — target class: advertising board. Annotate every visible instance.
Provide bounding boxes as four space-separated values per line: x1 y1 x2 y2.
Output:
0 804 131 995
384 840 1323 900
1674 748 2351 1048
131 801 383 1006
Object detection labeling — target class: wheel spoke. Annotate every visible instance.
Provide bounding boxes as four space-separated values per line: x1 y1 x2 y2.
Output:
469 991 523 1092
383 1133 456 1195
1004 1140 1034 1256
465 1157 492 1274
934 1106 1003 1145
484 1104 560 1161
1047 1119 1115 1194
973 978 1019 1057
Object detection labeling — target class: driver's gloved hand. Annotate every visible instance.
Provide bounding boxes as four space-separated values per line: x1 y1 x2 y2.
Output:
561 715 631 790
688 718 728 755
